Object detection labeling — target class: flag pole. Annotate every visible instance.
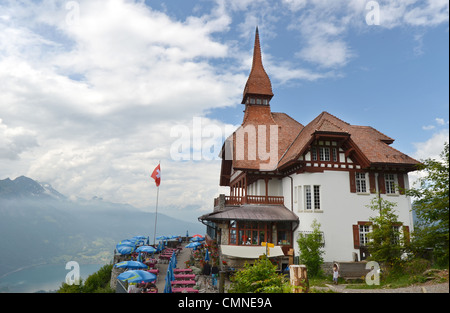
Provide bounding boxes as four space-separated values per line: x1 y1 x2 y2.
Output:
153 161 160 246
153 185 159 246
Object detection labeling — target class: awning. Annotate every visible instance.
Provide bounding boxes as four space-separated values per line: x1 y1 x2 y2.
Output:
220 245 285 259
199 204 299 224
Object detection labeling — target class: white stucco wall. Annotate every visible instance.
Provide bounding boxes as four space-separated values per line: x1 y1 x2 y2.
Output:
280 170 414 262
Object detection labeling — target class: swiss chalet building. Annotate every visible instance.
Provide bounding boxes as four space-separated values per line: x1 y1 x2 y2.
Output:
199 28 419 265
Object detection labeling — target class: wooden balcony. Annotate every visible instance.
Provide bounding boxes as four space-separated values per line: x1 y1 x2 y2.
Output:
214 195 284 207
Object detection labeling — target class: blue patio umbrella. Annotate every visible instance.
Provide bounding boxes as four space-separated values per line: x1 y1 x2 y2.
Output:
131 236 146 246
118 239 135 245
190 236 204 242
185 242 202 249
114 261 148 269
156 241 163 252
136 245 157 254
116 243 135 255
163 272 172 293
169 251 177 269
118 270 156 283
131 235 147 240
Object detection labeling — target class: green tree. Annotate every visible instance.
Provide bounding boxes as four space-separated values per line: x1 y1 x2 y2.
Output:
297 219 324 277
57 264 114 293
228 255 290 293
57 279 84 293
366 197 404 271
83 264 114 293
407 142 449 266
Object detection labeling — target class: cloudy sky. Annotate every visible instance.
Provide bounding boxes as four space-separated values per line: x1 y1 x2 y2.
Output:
0 0 448 223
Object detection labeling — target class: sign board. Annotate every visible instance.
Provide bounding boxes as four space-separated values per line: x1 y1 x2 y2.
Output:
261 242 275 256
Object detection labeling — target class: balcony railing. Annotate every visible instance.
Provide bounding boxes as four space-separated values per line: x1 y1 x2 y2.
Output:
214 195 284 207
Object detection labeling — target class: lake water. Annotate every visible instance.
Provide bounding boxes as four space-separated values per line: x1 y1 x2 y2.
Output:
0 263 105 293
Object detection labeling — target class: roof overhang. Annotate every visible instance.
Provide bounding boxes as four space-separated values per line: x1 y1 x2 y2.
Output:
198 204 299 230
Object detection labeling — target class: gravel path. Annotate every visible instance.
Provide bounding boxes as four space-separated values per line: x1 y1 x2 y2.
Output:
322 282 449 293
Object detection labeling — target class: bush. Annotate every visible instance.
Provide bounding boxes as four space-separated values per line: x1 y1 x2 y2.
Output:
57 263 114 293
83 264 114 293
297 219 324 278
228 255 290 293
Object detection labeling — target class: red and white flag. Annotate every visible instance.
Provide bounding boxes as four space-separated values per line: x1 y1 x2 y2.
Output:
151 164 161 187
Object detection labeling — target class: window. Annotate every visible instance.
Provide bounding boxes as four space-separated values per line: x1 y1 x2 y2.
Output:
391 226 400 245
305 186 312 210
298 231 325 247
319 147 330 161
262 99 268 105
230 221 271 246
359 225 371 246
256 98 262 104
355 172 367 193
385 174 396 194
311 148 317 161
314 185 320 210
332 148 337 162
229 220 237 245
304 185 321 211
277 222 292 245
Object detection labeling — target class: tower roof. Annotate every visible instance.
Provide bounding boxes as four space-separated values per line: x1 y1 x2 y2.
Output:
241 27 274 104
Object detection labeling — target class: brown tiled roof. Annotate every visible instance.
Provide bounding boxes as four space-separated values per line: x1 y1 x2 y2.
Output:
199 204 299 223
241 27 273 104
230 108 303 171
277 111 419 169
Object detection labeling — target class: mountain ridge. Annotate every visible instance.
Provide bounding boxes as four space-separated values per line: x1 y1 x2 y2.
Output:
0 176 205 277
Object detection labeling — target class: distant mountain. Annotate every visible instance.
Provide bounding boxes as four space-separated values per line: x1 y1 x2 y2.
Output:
0 176 65 200
0 176 205 277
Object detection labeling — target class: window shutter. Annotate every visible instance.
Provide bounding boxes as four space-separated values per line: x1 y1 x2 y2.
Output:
403 226 410 244
352 225 360 249
378 173 386 194
397 173 405 195
349 172 356 193
369 172 376 194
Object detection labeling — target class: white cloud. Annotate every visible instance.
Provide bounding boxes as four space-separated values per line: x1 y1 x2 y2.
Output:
409 128 449 190
297 37 354 68
279 0 449 68
413 128 449 161
282 0 307 12
0 0 242 222
435 117 446 125
422 125 435 130
0 119 38 160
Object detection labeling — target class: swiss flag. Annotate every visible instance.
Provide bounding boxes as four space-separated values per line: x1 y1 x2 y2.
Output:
151 164 161 187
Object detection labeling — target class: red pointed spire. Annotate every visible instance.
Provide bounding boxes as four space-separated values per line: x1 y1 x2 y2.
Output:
242 27 274 104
